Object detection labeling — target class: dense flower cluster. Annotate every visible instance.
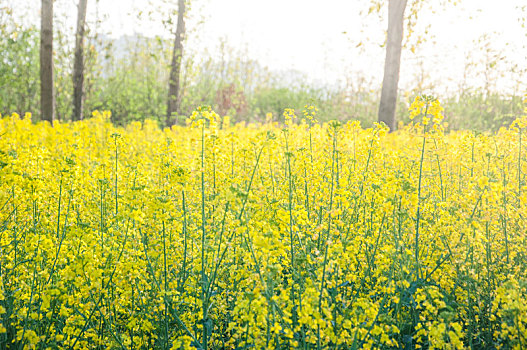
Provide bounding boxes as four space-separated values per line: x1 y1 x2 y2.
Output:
1 98 527 349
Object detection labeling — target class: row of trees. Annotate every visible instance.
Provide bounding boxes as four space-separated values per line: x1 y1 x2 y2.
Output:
36 0 407 129
39 0 187 127
4 0 524 130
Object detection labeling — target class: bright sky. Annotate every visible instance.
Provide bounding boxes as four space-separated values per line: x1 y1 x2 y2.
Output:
16 0 527 95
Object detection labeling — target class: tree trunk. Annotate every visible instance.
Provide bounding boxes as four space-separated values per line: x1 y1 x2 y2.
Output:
378 0 407 131
72 0 88 121
40 0 55 123
166 0 186 127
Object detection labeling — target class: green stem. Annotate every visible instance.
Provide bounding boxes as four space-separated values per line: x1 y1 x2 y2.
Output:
518 127 522 204
200 123 208 350
114 137 118 216
415 104 429 281
285 132 297 328
317 125 338 350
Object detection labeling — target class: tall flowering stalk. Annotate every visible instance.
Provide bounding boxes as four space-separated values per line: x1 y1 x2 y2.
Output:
408 95 444 280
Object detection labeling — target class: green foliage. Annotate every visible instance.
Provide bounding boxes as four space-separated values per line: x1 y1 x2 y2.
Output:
250 87 316 122
90 38 171 126
0 26 523 132
0 27 40 117
443 92 524 131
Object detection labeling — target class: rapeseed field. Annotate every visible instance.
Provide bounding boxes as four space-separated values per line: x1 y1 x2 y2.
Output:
1 97 527 349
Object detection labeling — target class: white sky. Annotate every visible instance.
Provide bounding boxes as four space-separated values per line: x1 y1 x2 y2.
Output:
13 0 527 95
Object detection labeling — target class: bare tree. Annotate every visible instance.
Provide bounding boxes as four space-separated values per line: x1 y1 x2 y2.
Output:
378 0 407 131
166 0 186 127
72 0 88 121
40 0 55 123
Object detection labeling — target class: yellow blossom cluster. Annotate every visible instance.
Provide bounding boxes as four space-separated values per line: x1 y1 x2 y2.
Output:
409 95 445 130
1 101 527 349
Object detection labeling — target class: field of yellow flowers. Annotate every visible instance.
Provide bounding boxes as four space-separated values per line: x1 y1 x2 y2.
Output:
1 98 527 349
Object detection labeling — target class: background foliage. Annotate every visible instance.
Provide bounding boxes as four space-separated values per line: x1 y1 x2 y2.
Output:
0 2 525 131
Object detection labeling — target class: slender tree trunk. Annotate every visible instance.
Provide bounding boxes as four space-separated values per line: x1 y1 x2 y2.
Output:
378 0 407 131
40 0 55 123
72 0 88 121
166 0 186 127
